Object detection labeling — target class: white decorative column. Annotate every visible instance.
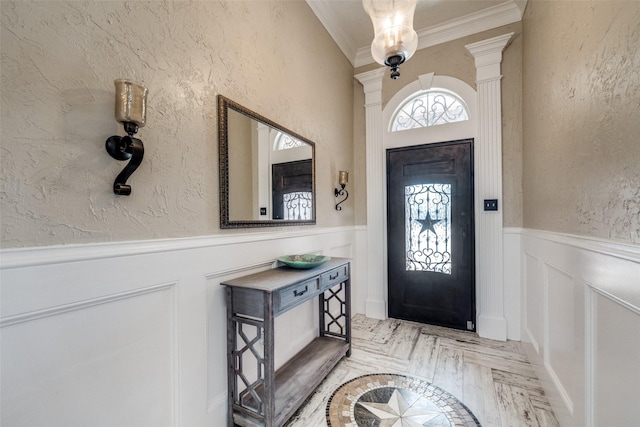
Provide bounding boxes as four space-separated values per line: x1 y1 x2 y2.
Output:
466 33 513 341
355 68 387 319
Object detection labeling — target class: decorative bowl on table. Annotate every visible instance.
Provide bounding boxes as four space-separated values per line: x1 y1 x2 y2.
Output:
277 254 330 269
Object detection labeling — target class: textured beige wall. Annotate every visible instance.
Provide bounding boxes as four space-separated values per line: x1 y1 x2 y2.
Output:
522 1 640 244
354 23 524 227
227 109 253 219
0 1 354 248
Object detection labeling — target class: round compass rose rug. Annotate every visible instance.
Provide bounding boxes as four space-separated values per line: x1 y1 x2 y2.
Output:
326 373 481 427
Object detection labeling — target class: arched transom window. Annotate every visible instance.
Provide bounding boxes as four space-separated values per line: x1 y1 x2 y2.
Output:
391 89 469 132
274 131 305 150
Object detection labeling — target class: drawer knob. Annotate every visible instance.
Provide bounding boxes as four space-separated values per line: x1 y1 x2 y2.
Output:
294 286 308 297
330 272 339 280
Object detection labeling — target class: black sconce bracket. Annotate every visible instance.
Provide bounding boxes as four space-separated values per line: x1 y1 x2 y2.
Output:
334 184 349 211
105 122 144 196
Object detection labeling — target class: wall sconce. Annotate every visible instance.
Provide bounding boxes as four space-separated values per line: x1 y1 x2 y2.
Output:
362 0 418 80
334 170 349 211
105 79 148 195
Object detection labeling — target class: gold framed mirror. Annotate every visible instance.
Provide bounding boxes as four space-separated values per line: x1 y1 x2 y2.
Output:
218 95 316 228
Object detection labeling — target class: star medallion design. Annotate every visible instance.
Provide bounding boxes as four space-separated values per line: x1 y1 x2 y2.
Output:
326 374 481 427
354 386 452 427
415 212 441 237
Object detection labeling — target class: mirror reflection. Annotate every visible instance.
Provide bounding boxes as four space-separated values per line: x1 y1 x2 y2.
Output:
218 95 315 228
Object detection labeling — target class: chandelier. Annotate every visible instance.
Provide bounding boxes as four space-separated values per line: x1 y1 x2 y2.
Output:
362 0 418 79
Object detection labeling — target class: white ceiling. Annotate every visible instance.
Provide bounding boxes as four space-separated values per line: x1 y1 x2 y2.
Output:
306 0 526 67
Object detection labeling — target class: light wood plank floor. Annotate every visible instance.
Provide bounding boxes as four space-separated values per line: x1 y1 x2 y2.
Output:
285 314 559 427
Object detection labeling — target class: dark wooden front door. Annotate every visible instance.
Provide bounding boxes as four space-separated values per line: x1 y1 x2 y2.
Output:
387 139 475 331
272 159 313 220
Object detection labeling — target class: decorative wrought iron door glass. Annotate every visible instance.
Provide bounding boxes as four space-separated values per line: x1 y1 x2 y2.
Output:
405 183 452 274
283 191 313 220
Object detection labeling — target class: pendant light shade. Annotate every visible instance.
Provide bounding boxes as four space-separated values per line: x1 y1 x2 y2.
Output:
363 0 418 79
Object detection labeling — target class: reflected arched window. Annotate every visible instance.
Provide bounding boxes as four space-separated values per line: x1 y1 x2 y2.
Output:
274 132 305 150
391 89 469 132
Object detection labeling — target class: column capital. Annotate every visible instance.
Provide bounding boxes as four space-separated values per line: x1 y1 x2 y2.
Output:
355 68 386 106
465 32 513 81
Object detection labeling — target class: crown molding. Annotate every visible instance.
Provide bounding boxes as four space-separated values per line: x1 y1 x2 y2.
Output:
355 0 526 68
306 0 359 66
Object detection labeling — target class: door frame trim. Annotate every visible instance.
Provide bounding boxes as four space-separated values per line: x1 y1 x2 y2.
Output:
357 33 512 341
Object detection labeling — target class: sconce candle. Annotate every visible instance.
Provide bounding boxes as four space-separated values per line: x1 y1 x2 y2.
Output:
335 170 349 211
339 170 349 186
105 79 148 196
114 79 148 129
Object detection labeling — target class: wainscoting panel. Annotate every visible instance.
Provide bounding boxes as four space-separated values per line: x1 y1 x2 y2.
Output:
545 264 575 415
520 229 640 427
1 227 358 427
592 288 640 427
1 282 179 426
524 251 543 354
503 230 522 341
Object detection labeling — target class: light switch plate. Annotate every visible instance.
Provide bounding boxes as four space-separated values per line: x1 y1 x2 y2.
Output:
484 199 498 211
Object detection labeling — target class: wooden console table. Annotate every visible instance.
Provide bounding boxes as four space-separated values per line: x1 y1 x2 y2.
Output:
221 257 351 427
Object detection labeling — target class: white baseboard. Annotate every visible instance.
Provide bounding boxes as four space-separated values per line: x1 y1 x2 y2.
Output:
477 314 507 341
365 298 387 320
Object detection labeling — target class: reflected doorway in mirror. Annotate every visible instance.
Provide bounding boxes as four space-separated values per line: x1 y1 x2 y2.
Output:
218 95 316 228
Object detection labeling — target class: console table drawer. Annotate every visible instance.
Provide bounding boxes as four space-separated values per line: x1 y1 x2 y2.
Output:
277 278 319 313
320 264 349 289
